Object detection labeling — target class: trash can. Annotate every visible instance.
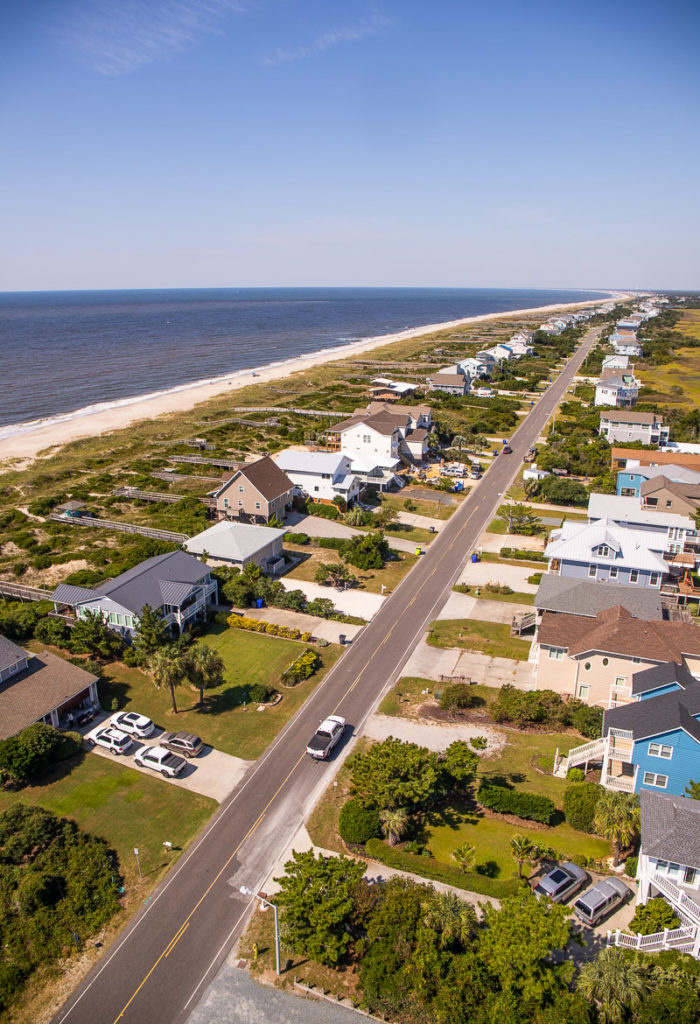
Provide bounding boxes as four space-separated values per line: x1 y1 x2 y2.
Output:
255 598 264 609
471 552 478 563
415 546 422 556
338 634 346 645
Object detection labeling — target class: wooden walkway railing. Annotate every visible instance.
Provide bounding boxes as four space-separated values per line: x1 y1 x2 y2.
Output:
114 487 212 507
0 579 53 602
168 455 240 470
49 513 188 544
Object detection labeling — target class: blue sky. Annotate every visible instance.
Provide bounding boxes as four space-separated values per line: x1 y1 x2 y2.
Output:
1 0 698 290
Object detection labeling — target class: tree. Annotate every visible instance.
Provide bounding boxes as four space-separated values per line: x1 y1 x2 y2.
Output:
563 782 602 833
358 876 426 1016
439 684 474 716
629 897 681 935
349 736 441 812
338 800 380 844
593 790 640 866
685 779 700 800
33 616 70 648
375 506 398 529
452 435 469 456
510 834 535 878
185 642 225 707
274 850 365 965
0 724 62 784
133 603 170 660
69 610 123 660
637 980 700 1024
344 505 371 527
451 842 476 873
480 888 570 1002
380 807 410 846
149 644 186 713
442 740 479 792
503 502 541 536
424 891 477 949
340 531 390 570
314 562 356 588
576 947 648 1024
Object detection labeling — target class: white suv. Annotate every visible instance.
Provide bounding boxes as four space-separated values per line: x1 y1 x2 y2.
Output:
89 728 133 756
111 711 155 739
134 745 187 778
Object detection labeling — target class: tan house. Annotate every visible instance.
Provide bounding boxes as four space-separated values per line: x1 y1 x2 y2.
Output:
612 448 700 473
642 476 700 518
211 457 294 524
532 606 700 709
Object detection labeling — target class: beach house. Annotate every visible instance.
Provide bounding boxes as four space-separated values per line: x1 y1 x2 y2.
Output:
532 605 700 707
184 520 286 574
533 574 664 623
616 463 700 499
602 353 630 372
426 371 468 396
273 450 362 505
611 333 643 357
594 369 639 408
211 456 294 524
642 476 700 518
51 550 217 638
544 517 669 587
586 494 696 554
598 410 669 446
0 634 99 738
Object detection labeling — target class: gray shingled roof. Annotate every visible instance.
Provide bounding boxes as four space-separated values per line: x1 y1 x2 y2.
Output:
94 550 209 617
640 790 700 868
0 651 98 740
0 635 28 675
603 680 700 741
534 574 664 620
631 661 698 696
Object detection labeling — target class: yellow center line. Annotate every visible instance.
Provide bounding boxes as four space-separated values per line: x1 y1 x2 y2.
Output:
113 753 306 1023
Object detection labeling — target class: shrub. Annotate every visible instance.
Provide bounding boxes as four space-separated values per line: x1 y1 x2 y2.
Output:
566 767 585 782
478 782 555 824
624 855 638 879
563 782 602 833
630 897 681 935
338 800 381 844
282 648 321 685
248 683 272 703
569 703 604 739
316 537 345 550
491 684 568 729
63 568 104 587
470 735 487 750
55 731 83 760
0 723 63 783
439 684 474 713
283 532 309 544
307 502 340 520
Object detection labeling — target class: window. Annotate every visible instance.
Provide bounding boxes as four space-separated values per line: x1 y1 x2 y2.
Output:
602 658 609 666
109 612 117 624
648 742 673 759
314 486 319 492
666 500 672 508
643 772 668 788
238 485 244 493
609 566 619 578
646 497 658 507
656 860 668 871
649 573 660 587
633 657 641 664
588 564 597 578
684 867 697 885
362 435 371 443
547 647 565 660
584 661 591 671
615 676 626 688
598 544 610 557
125 615 133 629
223 498 229 508
255 502 261 510
630 570 639 584
621 488 636 497
578 684 590 700
238 499 243 506
116 614 123 626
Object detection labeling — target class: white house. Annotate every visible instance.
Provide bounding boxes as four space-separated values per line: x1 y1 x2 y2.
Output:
184 520 286 573
545 517 669 588
483 344 513 362
611 333 643 357
273 450 362 505
602 353 630 372
599 410 669 446
459 357 492 379
595 370 639 408
587 493 695 553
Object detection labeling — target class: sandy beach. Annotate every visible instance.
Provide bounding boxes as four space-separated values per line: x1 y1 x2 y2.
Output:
0 293 626 467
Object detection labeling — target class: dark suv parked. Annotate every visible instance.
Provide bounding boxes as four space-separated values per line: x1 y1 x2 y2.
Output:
159 732 204 758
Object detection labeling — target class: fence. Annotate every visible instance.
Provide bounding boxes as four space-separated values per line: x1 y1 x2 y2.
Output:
0 579 53 602
49 513 188 544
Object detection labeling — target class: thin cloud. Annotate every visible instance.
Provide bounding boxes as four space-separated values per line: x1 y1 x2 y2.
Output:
262 9 390 66
59 0 251 75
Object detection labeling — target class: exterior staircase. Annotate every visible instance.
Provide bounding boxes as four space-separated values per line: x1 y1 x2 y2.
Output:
552 737 607 778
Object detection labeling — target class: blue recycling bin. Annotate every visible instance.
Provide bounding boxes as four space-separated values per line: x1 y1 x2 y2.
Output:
471 553 478 563
255 598 264 609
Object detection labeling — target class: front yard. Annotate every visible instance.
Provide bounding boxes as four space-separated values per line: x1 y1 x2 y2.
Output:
284 543 418 594
427 618 531 660
96 626 343 760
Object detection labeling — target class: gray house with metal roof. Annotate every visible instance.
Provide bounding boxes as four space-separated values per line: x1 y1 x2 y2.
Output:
51 550 217 638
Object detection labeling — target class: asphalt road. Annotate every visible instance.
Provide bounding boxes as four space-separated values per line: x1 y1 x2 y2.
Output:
53 327 600 1024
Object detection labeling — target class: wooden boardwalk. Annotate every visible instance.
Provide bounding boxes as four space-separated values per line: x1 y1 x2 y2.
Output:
49 513 188 544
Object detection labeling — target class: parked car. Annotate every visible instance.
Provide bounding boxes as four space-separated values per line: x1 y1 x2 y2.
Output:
534 862 588 903
502 445 513 454
134 745 187 778
306 716 346 760
75 706 97 727
111 711 155 739
89 728 133 756
524 447 537 463
160 731 204 758
573 879 631 926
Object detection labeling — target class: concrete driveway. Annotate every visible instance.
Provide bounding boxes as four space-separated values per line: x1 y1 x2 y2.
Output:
438 591 533 624
84 719 252 802
403 637 536 690
230 604 364 644
457 560 540 593
280 578 385 619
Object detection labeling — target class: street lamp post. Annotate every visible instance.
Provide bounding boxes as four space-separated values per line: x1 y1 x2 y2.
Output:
240 886 280 975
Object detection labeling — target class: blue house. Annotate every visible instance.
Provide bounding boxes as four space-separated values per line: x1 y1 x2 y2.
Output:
544 517 668 589
616 464 700 498
555 663 700 798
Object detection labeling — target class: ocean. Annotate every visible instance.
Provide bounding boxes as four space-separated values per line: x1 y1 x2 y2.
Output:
0 287 609 436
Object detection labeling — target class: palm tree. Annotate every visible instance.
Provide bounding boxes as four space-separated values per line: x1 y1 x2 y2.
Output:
380 807 409 847
576 947 648 1024
186 642 225 708
510 834 536 878
451 842 476 873
425 891 477 948
593 790 640 866
149 644 186 714
452 434 468 456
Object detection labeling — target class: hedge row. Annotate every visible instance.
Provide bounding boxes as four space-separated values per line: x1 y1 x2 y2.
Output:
364 839 521 899
284 532 309 545
478 782 556 824
500 548 547 562
282 647 321 684
315 537 345 550
227 614 311 642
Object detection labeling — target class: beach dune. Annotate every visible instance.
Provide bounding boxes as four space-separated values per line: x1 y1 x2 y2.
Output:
0 294 627 466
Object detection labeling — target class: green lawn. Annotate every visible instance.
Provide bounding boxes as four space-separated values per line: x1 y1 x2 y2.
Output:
427 619 531 660
285 544 418 594
0 754 215 889
382 522 435 545
375 490 460 521
96 626 343 760
453 584 535 606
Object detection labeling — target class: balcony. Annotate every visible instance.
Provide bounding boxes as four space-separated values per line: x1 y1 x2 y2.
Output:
604 773 636 792
652 873 700 928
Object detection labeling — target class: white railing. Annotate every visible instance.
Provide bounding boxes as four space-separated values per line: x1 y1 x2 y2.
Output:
608 925 697 953
609 728 634 739
604 774 637 792
651 873 700 927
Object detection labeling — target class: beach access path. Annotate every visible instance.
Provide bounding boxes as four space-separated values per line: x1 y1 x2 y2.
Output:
52 327 600 1024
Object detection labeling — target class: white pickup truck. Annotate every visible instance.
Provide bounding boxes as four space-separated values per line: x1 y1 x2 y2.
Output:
306 716 346 760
